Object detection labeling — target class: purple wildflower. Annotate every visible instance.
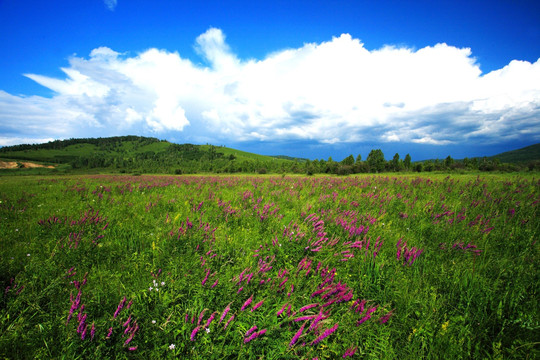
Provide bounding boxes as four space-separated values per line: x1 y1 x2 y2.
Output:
124 324 132 335
308 309 327 332
298 303 319 313
293 315 318 322
245 325 258 338
190 326 201 341
67 304 77 325
357 306 377 325
90 322 95 340
343 346 358 358
124 332 135 346
123 315 132 327
113 296 127 319
311 323 339 345
289 323 306 348
277 302 288 316
205 312 217 328
201 268 210 286
322 298 337 308
219 303 232 323
311 287 328 298
77 304 85 322
355 299 366 314
77 314 87 334
197 309 207 326
224 314 235 330
379 310 394 324
241 294 253 311
244 329 267 343
315 261 322 274
80 324 87 340
251 299 264 312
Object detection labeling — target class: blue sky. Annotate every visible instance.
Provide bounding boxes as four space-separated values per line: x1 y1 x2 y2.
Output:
1 0 539 161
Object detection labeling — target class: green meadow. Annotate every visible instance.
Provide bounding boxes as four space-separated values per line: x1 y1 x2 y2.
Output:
0 174 538 359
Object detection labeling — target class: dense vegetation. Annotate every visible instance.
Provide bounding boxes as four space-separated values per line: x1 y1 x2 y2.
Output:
0 136 297 174
1 137 539 175
486 143 540 164
0 173 538 359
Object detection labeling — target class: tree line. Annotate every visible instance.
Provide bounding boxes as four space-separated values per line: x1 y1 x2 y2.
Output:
1 137 538 174
305 150 536 175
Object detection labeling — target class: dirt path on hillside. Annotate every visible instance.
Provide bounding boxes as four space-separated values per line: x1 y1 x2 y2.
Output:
0 160 55 169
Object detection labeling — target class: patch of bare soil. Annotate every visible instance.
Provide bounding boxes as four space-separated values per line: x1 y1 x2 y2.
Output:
0 161 18 169
21 162 55 169
0 160 55 169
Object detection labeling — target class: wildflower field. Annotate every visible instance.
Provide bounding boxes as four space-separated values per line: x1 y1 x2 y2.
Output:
0 174 538 359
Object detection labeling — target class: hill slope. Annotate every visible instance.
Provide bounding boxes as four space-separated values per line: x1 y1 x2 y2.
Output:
0 136 298 174
489 143 540 163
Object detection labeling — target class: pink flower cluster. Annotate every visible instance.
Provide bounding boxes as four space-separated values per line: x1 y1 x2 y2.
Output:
396 238 423 266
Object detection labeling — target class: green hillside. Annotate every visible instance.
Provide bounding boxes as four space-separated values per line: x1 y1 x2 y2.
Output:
489 143 540 163
0 136 298 174
0 136 172 163
199 145 291 163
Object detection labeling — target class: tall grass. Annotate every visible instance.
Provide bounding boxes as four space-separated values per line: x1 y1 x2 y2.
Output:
0 174 538 359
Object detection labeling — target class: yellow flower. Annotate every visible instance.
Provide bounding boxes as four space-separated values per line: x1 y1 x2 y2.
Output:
441 321 449 332
408 328 417 342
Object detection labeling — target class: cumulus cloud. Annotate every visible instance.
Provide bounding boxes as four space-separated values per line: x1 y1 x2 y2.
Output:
2 28 539 147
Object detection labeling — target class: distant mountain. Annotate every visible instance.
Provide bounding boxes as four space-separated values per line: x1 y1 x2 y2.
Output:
489 143 540 163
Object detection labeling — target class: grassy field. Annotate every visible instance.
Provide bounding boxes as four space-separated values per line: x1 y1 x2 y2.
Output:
0 173 538 359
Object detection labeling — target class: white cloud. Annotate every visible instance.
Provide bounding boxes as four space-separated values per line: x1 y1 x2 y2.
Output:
2 28 540 147
25 68 110 97
104 0 117 11
0 136 55 147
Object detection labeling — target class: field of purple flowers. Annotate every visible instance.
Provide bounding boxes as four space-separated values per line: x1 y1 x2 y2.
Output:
0 174 538 359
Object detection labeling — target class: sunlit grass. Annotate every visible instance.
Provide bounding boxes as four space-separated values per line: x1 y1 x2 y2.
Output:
0 174 538 359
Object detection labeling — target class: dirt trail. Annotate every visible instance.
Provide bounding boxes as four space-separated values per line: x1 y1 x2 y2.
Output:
0 160 55 169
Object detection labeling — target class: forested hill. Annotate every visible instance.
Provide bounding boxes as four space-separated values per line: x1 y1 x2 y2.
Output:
489 143 540 163
0 136 298 174
0 136 162 152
